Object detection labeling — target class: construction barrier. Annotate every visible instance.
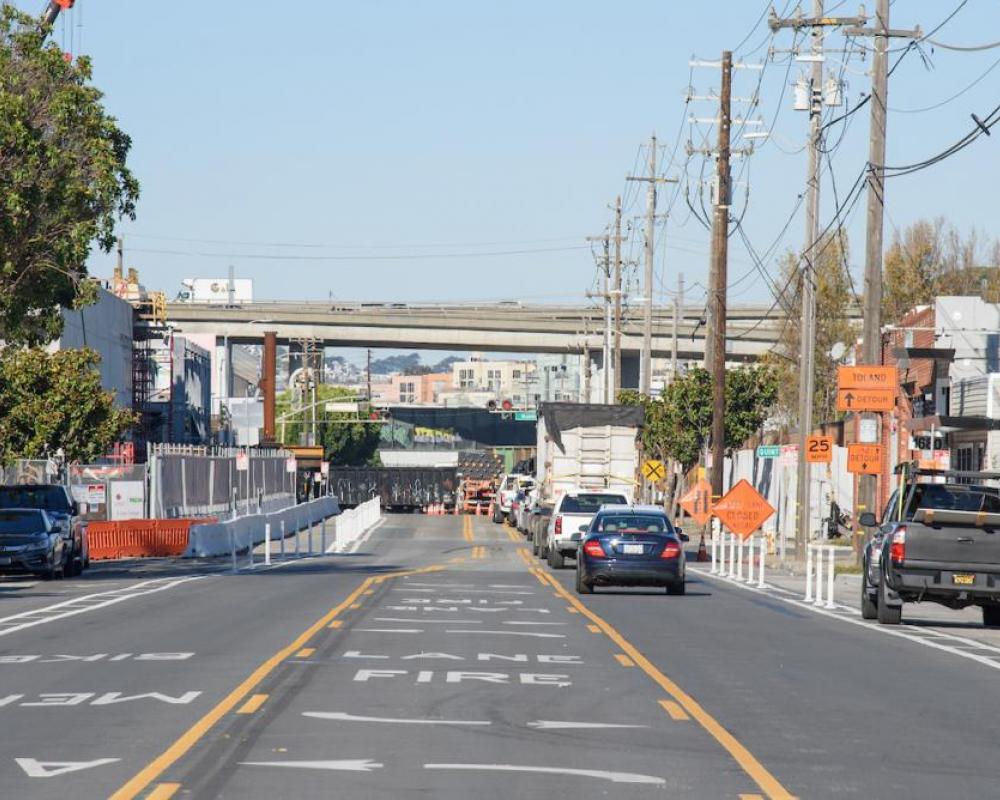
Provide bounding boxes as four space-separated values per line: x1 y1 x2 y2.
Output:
87 518 215 560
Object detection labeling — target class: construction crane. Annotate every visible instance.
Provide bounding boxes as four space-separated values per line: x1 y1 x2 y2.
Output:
41 0 74 29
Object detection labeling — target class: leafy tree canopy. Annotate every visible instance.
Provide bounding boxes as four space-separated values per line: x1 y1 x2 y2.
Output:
276 385 381 466
620 364 777 470
0 347 135 463
0 7 139 345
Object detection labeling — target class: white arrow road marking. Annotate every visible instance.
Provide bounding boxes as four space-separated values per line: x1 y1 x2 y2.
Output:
303 712 491 726
374 618 482 624
527 721 649 730
16 758 120 777
241 760 383 772
423 764 665 785
446 630 565 638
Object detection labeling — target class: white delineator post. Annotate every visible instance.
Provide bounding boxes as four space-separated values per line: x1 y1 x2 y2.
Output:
736 535 744 581
710 528 718 574
825 546 837 609
757 536 767 589
805 544 814 602
746 536 756 584
718 529 727 575
728 533 737 578
814 544 825 607
264 523 272 566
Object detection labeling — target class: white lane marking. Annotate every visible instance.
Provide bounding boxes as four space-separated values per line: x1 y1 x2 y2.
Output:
445 630 565 639
304 711 491 726
392 589 534 596
405 582 478 588
501 621 566 626
527 720 649 730
690 567 1000 673
16 757 120 777
423 764 665 785
0 577 205 638
355 628 424 634
374 618 482 625
241 760 383 772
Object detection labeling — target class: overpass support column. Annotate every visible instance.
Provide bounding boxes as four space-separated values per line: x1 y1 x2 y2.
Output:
262 331 277 443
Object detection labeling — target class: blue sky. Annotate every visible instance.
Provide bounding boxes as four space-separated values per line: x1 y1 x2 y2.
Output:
37 1 1000 315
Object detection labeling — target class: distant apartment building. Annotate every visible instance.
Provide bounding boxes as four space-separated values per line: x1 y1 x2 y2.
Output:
450 354 536 407
371 372 452 405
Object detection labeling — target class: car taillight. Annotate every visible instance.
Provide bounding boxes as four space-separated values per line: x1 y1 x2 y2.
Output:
890 526 906 564
583 540 605 558
554 516 562 535
660 541 682 560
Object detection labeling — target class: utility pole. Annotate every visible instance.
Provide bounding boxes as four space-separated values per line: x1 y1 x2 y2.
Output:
613 196 623 400
627 137 679 396
586 232 613 403
672 273 684 381
366 348 372 412
708 51 732 498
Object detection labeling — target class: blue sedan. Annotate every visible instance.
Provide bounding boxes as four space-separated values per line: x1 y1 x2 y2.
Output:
575 506 688 595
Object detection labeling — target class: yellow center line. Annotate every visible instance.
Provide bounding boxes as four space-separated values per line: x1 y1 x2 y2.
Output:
534 568 795 800
295 647 316 658
328 620 343 629
659 699 690 721
740 795 765 800
146 784 181 800
463 515 475 543
236 694 269 715
349 603 362 610
109 563 446 800
566 607 579 614
586 624 601 633
614 654 635 668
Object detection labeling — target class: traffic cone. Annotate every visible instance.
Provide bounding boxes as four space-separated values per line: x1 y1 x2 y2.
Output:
696 534 709 562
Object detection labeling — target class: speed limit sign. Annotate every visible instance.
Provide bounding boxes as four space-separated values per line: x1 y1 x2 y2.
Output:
805 435 833 464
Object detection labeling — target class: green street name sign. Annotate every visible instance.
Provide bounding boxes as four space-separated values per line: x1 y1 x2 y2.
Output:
514 411 537 422
756 445 781 459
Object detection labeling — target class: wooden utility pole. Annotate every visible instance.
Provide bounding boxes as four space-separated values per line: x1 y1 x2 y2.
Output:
613 195 623 400
708 51 732 498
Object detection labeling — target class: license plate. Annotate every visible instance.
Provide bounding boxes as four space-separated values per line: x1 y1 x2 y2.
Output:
953 573 976 586
621 544 644 555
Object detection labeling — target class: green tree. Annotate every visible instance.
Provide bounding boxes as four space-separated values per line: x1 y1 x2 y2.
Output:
621 364 778 472
0 7 139 345
0 347 135 463
276 385 381 466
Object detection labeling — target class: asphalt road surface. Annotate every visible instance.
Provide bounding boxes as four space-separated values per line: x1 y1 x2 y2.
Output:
1 514 999 799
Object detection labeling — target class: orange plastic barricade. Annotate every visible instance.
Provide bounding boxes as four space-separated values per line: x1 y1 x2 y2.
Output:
87 518 216 560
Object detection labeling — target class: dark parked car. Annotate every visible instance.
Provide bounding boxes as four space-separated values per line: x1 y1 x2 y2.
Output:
861 467 1000 626
0 509 68 580
0 485 88 576
575 505 688 595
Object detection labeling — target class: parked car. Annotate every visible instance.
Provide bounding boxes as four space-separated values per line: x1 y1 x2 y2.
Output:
575 505 689 595
0 509 69 580
861 466 1000 626
542 489 629 569
494 474 536 524
516 489 538 534
530 505 553 555
0 485 87 576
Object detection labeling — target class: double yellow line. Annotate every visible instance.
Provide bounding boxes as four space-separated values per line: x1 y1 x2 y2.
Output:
462 514 474 542
110 563 446 800
472 545 488 560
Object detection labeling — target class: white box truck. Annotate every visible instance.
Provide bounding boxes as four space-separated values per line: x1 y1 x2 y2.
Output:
177 278 254 304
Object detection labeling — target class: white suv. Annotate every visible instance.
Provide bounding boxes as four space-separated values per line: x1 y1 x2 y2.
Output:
494 474 535 524
543 489 629 569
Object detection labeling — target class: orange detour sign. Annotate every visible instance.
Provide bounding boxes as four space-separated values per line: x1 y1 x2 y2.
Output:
805 435 833 464
836 388 896 413
847 443 882 475
679 479 713 526
837 366 898 389
713 479 775 540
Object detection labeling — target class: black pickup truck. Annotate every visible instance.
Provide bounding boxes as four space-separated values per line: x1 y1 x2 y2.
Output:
860 466 1000 626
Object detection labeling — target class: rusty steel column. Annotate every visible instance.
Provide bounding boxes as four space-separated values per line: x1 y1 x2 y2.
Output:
263 331 277 443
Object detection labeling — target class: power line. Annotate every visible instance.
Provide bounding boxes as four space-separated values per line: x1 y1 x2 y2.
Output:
890 51 1000 114
129 244 590 261
124 232 586 250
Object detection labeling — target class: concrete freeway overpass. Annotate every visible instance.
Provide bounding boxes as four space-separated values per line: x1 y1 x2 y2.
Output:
162 300 797 362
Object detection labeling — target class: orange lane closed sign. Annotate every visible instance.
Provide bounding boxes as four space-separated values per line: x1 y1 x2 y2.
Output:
679 479 713 526
847 443 882 475
712 479 775 540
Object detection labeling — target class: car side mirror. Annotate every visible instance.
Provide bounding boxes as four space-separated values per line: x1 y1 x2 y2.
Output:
678 532 690 543
577 524 589 534
858 512 878 528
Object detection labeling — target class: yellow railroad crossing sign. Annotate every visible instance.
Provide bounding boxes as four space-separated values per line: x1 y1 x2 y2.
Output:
641 459 666 482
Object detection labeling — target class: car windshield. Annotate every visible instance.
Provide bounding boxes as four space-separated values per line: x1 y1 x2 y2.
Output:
560 494 627 513
0 486 71 513
0 510 47 535
908 484 1000 516
596 514 672 535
